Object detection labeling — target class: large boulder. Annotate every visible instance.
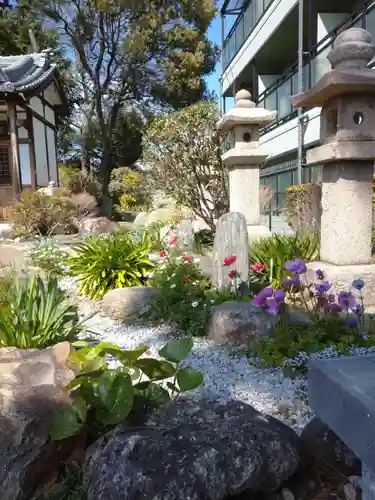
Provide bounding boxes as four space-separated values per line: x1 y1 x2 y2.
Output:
100 287 159 320
301 417 361 479
84 398 303 500
207 301 277 347
0 343 83 500
78 216 120 236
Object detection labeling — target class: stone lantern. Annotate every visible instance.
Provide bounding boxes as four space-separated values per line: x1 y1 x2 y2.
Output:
293 27 375 303
217 89 276 241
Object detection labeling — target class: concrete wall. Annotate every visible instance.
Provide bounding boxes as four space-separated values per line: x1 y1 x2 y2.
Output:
222 0 298 94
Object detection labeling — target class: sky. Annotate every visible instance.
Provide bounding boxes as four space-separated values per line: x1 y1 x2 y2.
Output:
205 13 222 102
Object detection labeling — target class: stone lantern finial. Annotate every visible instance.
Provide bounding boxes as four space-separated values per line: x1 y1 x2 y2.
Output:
328 27 375 70
234 89 256 108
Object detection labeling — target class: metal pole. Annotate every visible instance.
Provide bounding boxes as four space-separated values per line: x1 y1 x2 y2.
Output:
297 0 304 184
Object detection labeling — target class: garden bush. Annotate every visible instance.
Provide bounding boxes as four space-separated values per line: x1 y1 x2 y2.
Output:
67 231 155 300
0 275 89 349
251 259 375 374
50 337 203 440
249 232 320 288
109 167 151 215
284 183 321 233
58 164 99 196
28 239 70 276
10 191 79 238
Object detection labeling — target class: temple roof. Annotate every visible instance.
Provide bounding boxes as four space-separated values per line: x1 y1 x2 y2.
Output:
0 49 56 96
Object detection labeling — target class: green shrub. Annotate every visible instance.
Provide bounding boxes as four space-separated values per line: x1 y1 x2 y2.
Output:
67 232 155 300
194 229 214 255
249 232 320 288
27 239 69 276
109 167 151 214
0 275 89 349
41 462 85 500
50 337 203 440
58 164 98 196
145 252 212 336
10 191 79 238
0 269 14 313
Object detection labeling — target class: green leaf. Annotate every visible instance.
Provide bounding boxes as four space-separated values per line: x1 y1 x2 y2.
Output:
166 381 180 393
112 345 149 365
134 358 176 380
49 407 84 441
158 338 193 363
176 367 204 392
96 372 134 425
135 382 170 410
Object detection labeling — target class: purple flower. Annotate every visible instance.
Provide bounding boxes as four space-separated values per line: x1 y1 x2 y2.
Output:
352 279 365 291
282 276 301 287
266 298 280 316
361 333 370 340
251 287 273 308
314 281 332 295
315 269 324 280
274 289 286 303
337 291 357 312
284 258 307 275
345 317 357 327
326 302 342 314
352 304 364 315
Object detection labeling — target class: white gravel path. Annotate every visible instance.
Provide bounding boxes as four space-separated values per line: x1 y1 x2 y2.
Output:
62 278 314 434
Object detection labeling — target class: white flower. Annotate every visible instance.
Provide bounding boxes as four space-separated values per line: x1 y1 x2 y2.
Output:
192 282 197 286
171 284 176 289
160 264 166 269
194 258 200 263
210 300 215 304
146 271 153 278
172 273 176 278
192 301 199 308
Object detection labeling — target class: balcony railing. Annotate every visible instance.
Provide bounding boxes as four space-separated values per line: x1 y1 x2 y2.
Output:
257 0 375 134
223 0 275 71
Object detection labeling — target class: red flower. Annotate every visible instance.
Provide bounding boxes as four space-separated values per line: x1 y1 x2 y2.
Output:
182 277 192 283
223 255 237 267
168 235 178 245
228 269 238 280
183 256 193 261
160 250 166 257
250 262 266 272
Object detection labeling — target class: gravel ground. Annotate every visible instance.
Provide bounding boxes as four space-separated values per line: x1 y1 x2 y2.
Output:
61 277 314 434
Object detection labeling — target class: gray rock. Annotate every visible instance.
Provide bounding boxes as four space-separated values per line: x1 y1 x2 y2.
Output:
0 343 81 500
133 212 149 227
207 301 277 347
177 219 195 249
212 212 249 290
78 216 120 236
84 398 303 500
301 417 361 479
343 482 360 500
100 287 159 320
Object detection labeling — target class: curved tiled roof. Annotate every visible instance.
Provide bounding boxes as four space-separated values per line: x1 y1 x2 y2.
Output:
0 49 56 95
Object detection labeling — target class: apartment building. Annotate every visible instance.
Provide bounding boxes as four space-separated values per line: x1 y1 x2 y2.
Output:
221 0 375 214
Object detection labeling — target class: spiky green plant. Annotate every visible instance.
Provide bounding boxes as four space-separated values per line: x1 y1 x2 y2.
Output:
0 275 88 349
250 232 320 288
67 232 155 300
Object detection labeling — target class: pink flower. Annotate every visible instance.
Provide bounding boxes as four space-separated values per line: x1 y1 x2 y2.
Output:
168 235 178 245
183 256 193 261
250 262 266 272
228 269 238 280
223 255 237 267
160 250 166 257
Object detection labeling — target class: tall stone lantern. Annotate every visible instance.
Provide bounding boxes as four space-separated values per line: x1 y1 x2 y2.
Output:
217 89 276 241
293 28 375 304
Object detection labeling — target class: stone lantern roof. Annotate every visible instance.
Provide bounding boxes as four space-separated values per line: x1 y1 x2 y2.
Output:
292 28 375 109
0 49 56 96
217 90 276 131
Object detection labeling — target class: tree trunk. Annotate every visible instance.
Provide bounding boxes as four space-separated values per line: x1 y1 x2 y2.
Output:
98 149 113 217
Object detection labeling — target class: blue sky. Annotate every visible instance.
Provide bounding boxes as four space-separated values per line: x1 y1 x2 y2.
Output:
206 13 222 101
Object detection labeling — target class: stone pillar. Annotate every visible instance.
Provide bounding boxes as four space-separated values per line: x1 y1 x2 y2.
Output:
217 89 276 242
292 27 375 305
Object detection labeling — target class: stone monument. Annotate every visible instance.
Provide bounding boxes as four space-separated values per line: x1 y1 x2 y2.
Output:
216 89 276 242
292 27 375 305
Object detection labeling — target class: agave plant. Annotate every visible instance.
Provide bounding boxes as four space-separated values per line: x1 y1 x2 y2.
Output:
68 232 155 300
0 275 88 349
249 232 320 288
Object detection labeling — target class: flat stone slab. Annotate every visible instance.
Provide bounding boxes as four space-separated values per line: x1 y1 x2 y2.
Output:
309 355 375 467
